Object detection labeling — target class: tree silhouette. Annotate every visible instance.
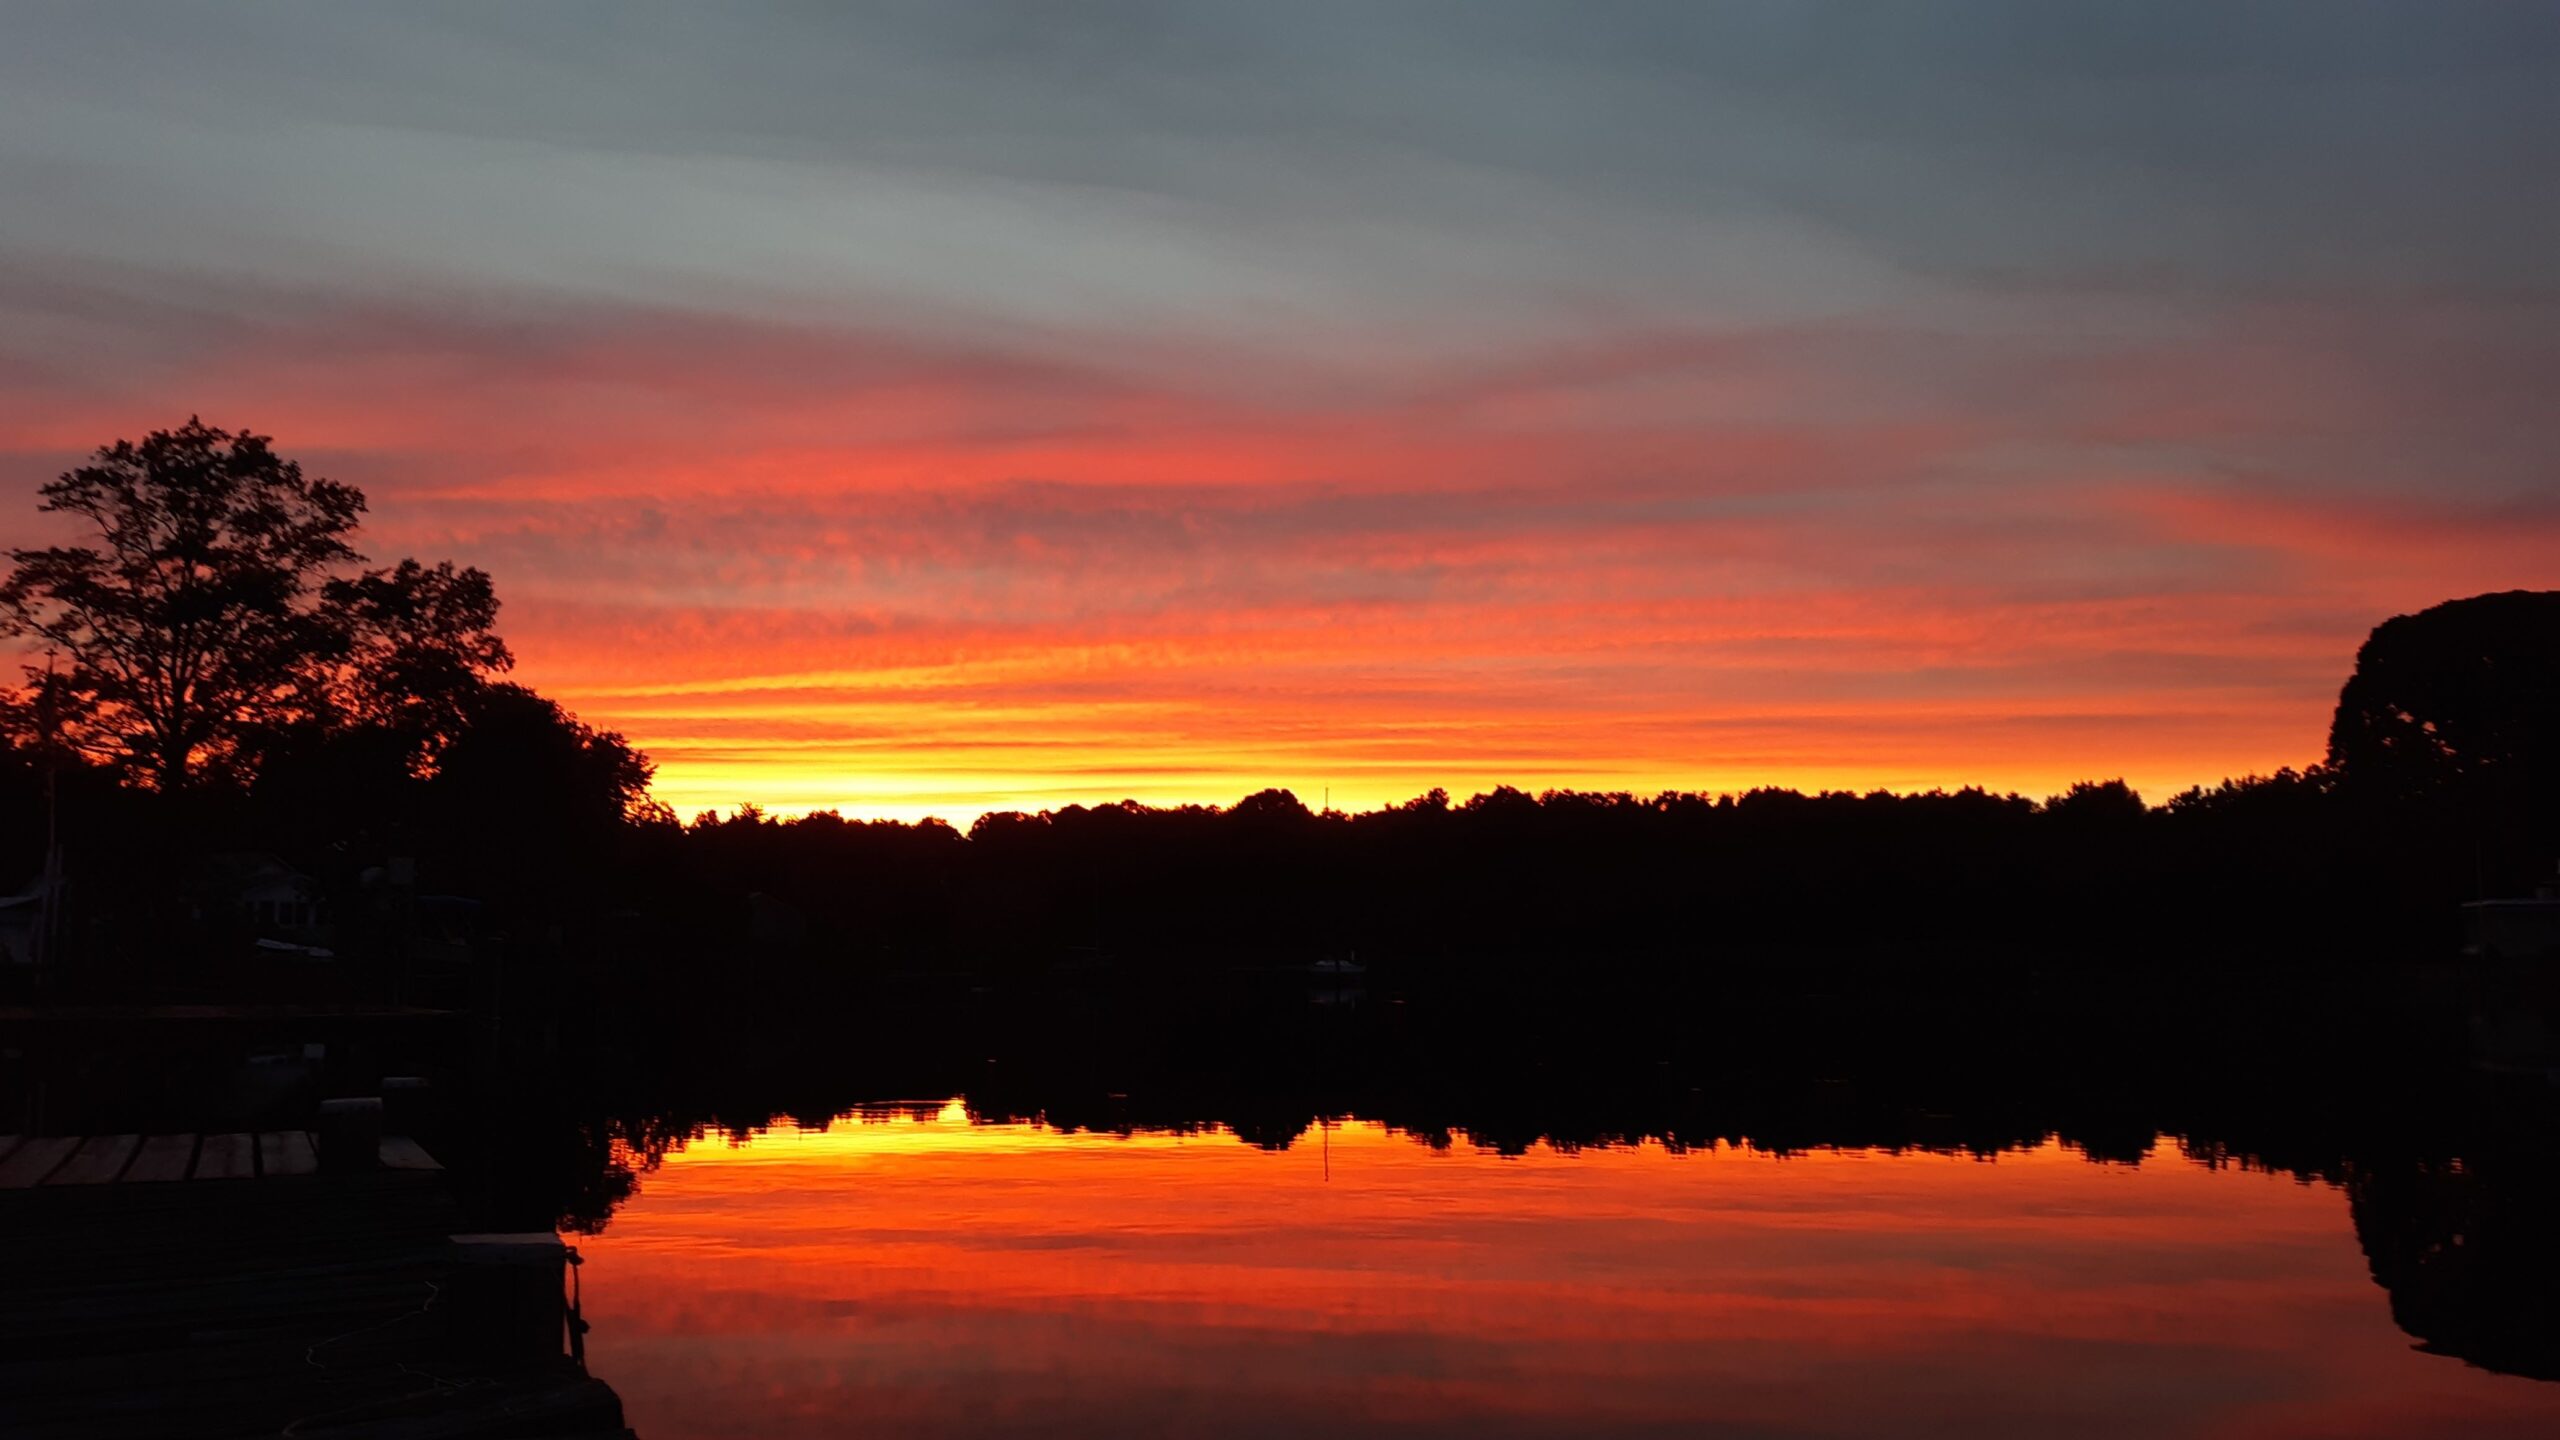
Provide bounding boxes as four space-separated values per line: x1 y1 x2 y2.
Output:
2043 778 2146 822
1 420 361 788
2327 590 2560 856
0 420 510 790
324 558 514 770
425 684 654 867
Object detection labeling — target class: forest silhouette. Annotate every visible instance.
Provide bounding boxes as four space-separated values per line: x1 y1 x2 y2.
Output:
3 422 2557 994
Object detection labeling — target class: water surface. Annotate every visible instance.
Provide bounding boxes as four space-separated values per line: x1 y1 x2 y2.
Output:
573 1100 2560 1438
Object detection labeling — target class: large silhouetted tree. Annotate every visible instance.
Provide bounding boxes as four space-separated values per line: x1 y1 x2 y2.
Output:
324 558 514 768
2326 591 2560 844
419 683 655 903
0 420 510 789
1 420 359 788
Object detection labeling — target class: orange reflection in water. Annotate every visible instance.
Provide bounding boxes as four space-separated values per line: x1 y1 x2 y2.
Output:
575 1103 2560 1439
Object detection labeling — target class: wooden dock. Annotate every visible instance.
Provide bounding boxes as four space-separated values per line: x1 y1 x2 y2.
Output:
0 1133 634 1439
0 1131 445 1188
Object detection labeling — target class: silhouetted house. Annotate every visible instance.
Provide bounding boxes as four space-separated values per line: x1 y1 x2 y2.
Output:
403 893 486 975
1306 954 1366 1007
2463 864 2560 961
414 894 485 945
200 852 335 953
0 883 44 965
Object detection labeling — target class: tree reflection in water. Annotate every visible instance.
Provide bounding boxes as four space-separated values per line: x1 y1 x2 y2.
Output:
432 967 2560 1386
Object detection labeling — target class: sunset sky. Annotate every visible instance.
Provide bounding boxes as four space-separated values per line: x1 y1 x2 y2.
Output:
3 3 2555 820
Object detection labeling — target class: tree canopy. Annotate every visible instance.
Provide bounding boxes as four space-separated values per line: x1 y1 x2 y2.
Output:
0 419 511 789
2327 590 2560 835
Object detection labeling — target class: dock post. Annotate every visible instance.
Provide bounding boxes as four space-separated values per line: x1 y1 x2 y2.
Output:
444 1232 573 1369
381 1075 434 1133
316 1096 385 1174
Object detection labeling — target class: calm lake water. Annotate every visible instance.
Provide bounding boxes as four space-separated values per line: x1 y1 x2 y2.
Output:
571 1099 2560 1439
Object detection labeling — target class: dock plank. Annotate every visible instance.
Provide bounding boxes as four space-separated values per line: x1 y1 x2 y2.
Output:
259 1130 317 1178
124 1135 198 1184
0 1137 80 1188
378 1136 441 1172
43 1135 140 1187
195 1133 256 1180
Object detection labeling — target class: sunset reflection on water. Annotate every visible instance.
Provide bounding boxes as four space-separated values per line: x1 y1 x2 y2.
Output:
574 1102 2560 1439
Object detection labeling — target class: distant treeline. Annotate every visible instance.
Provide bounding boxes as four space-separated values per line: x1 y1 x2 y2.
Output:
605 586 2559 972
618 763 2500 972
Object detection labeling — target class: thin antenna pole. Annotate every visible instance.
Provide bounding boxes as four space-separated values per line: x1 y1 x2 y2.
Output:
33 649 65 975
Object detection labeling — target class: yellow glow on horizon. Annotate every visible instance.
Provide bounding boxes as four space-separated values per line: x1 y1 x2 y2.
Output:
634 1100 2166 1173
620 732 2322 826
